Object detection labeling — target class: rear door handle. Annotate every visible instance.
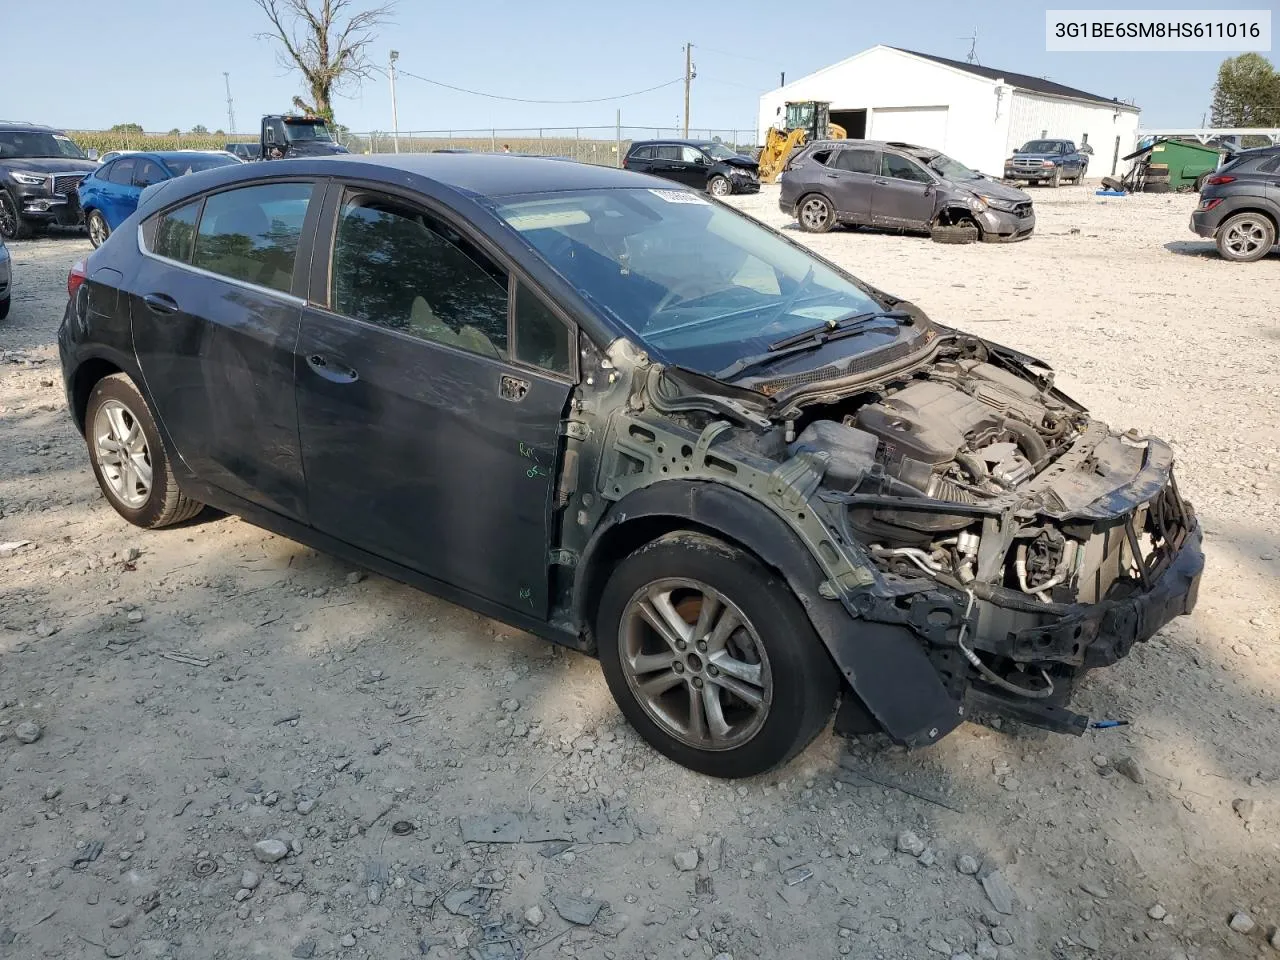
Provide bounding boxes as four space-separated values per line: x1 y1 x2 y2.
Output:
307 354 359 383
142 293 178 315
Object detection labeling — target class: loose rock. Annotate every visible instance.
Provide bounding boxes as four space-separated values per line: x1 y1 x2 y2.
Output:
241 870 260 890
296 798 316 816
957 854 980 875
1228 911 1254 934
15 721 42 744
896 830 925 857
252 839 288 863
1232 798 1255 822
1148 904 1167 921
524 904 545 927
674 850 699 872
1114 755 1146 784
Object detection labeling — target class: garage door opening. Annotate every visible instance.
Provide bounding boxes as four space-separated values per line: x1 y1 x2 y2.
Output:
830 109 867 139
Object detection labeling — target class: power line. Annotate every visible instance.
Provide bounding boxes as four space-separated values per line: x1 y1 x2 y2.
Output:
378 65 684 104
694 44 779 67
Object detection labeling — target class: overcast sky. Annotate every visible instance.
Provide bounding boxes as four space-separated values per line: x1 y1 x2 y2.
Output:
3 0 1261 135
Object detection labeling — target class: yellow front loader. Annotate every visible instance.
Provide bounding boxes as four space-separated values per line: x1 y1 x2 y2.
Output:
757 101 846 183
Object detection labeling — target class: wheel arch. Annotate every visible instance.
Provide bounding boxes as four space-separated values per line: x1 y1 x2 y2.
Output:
1215 203 1279 237
932 205 983 231
571 479 965 746
70 356 126 433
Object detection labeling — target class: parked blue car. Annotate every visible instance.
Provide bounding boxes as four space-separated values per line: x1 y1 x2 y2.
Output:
76 151 240 248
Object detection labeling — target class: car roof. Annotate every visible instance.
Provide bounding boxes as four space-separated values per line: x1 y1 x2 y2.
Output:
630 139 715 148
0 122 62 134
141 154 656 211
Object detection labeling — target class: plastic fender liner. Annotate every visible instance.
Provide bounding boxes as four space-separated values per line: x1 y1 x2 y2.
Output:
573 479 965 747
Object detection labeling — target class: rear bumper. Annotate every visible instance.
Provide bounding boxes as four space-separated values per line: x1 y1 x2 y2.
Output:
1189 209 1221 238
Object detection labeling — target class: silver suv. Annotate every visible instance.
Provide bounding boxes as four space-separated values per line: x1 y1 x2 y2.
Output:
780 140 1035 243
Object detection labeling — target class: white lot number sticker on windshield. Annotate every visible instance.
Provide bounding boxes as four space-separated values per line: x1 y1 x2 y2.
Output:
648 189 708 205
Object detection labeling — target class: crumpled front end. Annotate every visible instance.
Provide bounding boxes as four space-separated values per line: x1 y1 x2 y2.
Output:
770 340 1205 737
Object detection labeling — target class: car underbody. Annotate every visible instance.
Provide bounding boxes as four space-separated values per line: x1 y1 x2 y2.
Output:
556 317 1203 746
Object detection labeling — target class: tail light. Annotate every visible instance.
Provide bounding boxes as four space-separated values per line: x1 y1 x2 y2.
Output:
1200 197 1224 211
1206 174 1235 185
67 259 88 299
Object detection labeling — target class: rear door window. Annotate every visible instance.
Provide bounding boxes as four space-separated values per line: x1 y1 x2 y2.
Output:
134 160 166 188
108 158 137 185
191 182 315 294
329 192 510 360
833 148 877 174
653 145 682 162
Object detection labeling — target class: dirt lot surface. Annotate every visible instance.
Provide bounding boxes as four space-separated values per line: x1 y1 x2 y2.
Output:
2 185 1278 960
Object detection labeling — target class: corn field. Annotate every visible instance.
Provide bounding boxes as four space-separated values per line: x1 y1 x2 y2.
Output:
63 125 761 165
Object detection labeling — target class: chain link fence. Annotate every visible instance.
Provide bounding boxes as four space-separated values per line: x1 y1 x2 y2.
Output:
61 126 761 166
338 127 760 165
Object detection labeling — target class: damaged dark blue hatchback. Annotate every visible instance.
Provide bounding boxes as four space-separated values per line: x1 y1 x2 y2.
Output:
56 154 1203 778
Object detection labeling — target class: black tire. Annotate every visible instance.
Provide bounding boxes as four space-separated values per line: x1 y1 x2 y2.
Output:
1215 212 1276 263
0 295 9 321
86 210 110 249
596 531 838 778
1049 167 1061 188
931 221 980 244
1100 177 1124 192
84 373 204 528
707 175 732 198
0 190 31 240
796 193 835 233
1194 172 1210 192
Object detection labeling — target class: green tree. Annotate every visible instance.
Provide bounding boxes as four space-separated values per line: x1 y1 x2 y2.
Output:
252 0 395 126
190 124 209 134
110 122 145 134
167 128 180 136
1210 53 1280 127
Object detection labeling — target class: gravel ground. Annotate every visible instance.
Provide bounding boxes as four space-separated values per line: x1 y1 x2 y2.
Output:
1 185 1278 960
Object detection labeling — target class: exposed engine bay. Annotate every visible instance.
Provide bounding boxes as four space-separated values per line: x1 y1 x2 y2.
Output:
580 325 1203 744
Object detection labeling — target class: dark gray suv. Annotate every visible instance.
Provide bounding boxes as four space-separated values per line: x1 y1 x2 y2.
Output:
780 140 1034 243
1189 146 1280 262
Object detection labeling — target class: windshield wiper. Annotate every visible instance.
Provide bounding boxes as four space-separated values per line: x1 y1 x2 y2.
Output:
759 266 814 331
714 310 912 381
768 309 912 350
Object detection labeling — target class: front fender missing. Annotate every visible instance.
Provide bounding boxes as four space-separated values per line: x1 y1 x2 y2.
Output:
573 480 965 747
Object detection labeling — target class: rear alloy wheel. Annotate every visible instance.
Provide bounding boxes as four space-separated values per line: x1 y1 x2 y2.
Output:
87 210 110 248
797 194 835 233
597 532 838 778
1216 213 1276 263
85 373 204 528
0 190 31 240
707 175 732 198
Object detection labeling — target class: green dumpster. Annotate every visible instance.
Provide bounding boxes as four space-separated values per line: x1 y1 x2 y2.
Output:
1147 139 1223 189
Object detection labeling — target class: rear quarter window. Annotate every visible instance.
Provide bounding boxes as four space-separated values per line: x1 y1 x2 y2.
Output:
150 200 202 263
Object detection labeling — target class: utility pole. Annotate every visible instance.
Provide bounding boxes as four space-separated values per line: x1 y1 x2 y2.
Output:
388 50 401 153
683 43 694 137
780 71 785 87
223 72 236 135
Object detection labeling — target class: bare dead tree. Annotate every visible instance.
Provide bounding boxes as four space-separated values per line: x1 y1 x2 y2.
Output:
252 0 395 124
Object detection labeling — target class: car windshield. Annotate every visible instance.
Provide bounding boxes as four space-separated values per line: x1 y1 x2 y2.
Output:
0 131 88 160
925 152 980 180
163 155 240 176
702 143 741 161
284 121 333 142
1019 140 1063 154
493 187 892 375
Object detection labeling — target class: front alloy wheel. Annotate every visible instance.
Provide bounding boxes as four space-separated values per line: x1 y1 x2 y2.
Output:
87 210 110 248
619 578 772 751
708 175 732 198
597 531 838 778
0 191 28 240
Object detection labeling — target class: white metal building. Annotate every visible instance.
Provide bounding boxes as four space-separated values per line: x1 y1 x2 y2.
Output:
758 46 1142 178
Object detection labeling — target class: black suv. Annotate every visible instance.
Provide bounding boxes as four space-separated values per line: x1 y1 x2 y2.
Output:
624 139 759 197
0 123 99 239
1190 146 1280 262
